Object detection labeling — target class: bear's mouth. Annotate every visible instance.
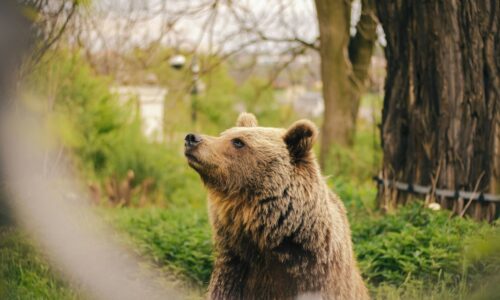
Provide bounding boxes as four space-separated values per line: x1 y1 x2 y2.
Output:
184 151 218 180
184 151 203 168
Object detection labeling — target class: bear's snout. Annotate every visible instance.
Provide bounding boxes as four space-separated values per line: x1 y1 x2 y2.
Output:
185 133 202 149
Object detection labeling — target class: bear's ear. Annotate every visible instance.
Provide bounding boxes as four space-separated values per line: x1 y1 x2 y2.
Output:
236 112 258 127
284 119 318 162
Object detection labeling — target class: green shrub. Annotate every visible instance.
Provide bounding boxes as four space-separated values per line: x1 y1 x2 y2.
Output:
103 201 499 300
105 206 213 285
26 50 207 206
352 203 498 290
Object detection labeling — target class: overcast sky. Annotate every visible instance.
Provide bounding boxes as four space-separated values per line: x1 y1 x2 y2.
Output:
84 1 317 53
82 0 385 54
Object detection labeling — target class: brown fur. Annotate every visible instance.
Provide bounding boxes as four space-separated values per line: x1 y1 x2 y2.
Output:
185 113 369 300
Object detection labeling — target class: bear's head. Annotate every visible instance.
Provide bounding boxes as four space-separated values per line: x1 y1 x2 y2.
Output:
184 112 319 200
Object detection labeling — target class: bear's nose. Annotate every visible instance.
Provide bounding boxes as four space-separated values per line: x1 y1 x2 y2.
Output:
185 133 202 148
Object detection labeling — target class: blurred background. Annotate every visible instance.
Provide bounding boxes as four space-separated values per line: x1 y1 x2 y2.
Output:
0 0 499 299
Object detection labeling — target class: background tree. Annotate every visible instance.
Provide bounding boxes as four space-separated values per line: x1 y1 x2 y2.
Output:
66 0 379 169
314 0 378 167
19 0 82 73
375 0 500 221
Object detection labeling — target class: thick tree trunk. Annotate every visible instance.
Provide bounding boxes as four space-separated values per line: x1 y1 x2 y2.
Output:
315 0 377 168
376 0 500 221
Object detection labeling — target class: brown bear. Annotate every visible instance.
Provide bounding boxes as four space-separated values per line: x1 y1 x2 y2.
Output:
184 112 368 300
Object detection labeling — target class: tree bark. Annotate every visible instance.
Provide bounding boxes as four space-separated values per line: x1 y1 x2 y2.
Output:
376 0 500 221
315 0 377 168
348 0 379 138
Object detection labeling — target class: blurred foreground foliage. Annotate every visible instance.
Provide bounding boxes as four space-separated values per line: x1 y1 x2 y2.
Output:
0 228 80 300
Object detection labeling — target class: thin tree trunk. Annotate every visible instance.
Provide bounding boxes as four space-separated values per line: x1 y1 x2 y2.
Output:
376 0 500 221
348 0 378 138
315 0 377 168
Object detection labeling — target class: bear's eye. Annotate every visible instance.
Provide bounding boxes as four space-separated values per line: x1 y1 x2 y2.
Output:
231 138 245 149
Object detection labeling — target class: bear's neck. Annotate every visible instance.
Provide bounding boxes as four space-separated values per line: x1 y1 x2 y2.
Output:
209 174 332 262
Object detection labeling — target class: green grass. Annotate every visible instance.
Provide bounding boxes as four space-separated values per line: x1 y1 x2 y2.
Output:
103 206 214 286
353 205 499 298
99 200 499 300
3 203 498 300
0 227 79 300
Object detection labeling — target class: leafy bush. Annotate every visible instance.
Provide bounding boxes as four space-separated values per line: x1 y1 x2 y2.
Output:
26 50 207 206
103 200 499 300
352 203 499 290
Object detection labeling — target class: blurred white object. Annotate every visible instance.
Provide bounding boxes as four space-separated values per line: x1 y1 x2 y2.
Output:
169 54 186 69
428 203 441 211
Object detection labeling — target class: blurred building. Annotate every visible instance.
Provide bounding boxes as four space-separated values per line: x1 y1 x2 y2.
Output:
111 85 168 141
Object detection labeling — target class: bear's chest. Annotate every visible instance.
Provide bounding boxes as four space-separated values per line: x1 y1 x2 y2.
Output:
227 247 324 299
